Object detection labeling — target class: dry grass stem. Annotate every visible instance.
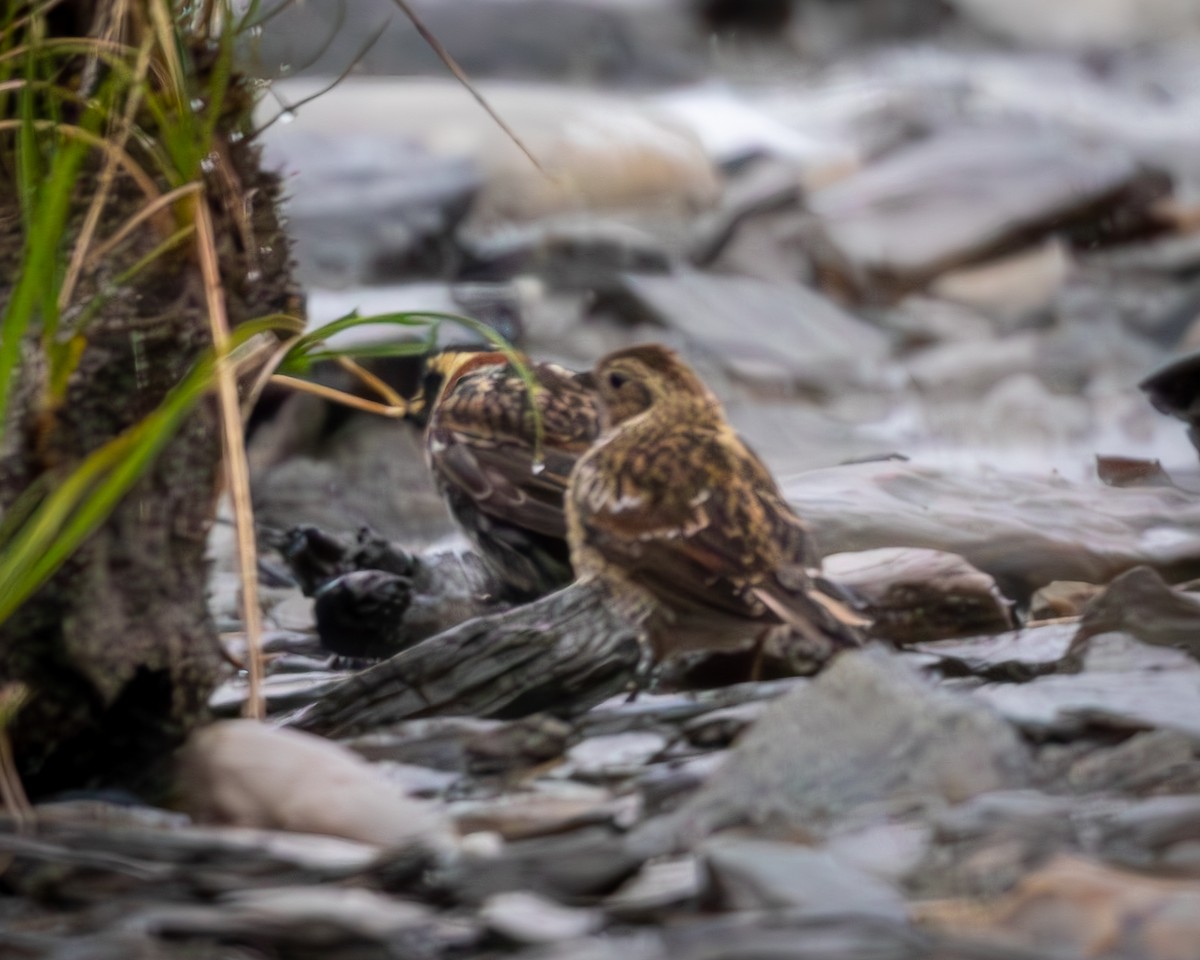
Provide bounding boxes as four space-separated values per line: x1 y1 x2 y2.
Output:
85 181 202 267
270 374 409 418
336 355 406 408
58 26 150 310
194 197 265 721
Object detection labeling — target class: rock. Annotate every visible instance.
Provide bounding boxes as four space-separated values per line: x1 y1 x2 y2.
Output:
905 332 1042 397
929 240 1071 320
605 856 700 919
1076 565 1200 659
654 86 859 182
482 891 603 944
914 622 1078 682
460 220 673 289
785 461 1200 602
451 787 637 841
701 838 908 920
262 78 720 232
565 733 669 781
822 547 1014 645
875 296 996 348
824 819 933 884
1030 581 1105 620
917 854 1200 960
808 126 1154 294
136 886 439 948
261 130 478 285
176 720 457 852
977 631 1200 743
600 272 891 393
1099 795 1200 868
681 703 769 749
637 649 1029 849
1068 731 1196 794
948 0 1200 49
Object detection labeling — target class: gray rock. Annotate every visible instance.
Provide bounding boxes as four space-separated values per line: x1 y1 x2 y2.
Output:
1067 730 1196 794
636 649 1029 850
600 272 890 393
482 891 603 944
701 838 908 921
786 461 1200 602
914 622 1078 682
605 857 700 919
261 131 478 285
565 733 669 781
977 632 1200 743
809 126 1150 289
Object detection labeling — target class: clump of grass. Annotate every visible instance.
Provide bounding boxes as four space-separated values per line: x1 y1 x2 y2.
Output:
0 0 541 750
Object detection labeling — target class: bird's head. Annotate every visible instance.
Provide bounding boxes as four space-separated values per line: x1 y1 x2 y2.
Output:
594 344 719 428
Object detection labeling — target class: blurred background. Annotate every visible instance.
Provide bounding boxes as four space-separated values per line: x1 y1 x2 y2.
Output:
234 0 1200 541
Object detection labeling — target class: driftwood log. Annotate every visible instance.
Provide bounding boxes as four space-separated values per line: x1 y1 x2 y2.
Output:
294 581 641 737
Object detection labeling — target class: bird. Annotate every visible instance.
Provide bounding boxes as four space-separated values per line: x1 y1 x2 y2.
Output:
404 347 600 599
566 343 864 673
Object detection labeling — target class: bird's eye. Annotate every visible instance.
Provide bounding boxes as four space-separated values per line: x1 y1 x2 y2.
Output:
607 371 628 390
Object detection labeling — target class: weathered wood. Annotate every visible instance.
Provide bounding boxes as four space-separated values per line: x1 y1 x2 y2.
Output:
294 581 641 737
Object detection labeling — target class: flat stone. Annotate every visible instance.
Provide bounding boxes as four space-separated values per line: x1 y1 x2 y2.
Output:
565 733 669 781
785 460 1200 602
930 239 1071 318
261 130 478 285
976 632 1200 743
809 126 1144 288
176 720 458 853
601 271 890 393
701 838 908 921
450 786 637 841
636 649 1028 849
482 891 603 944
913 622 1077 681
605 857 700 919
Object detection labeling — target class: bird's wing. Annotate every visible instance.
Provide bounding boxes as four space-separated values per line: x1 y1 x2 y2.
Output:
574 427 815 623
428 365 598 540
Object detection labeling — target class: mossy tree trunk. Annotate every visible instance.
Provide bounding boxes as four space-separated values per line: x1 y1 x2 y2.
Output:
0 1 298 798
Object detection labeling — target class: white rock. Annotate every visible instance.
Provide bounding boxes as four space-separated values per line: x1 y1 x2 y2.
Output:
177 720 458 854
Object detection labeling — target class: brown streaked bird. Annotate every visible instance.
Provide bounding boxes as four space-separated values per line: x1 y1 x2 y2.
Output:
406 348 600 598
566 343 864 669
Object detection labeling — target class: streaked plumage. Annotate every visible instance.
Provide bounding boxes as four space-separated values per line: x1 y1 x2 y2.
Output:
566 343 863 665
407 349 599 598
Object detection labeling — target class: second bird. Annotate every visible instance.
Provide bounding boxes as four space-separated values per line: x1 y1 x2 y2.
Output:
567 343 863 668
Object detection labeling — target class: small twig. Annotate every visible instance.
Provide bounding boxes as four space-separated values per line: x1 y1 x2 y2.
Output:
252 12 390 137
336 356 406 408
194 197 266 721
270 374 409 418
389 0 550 178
